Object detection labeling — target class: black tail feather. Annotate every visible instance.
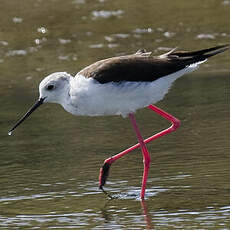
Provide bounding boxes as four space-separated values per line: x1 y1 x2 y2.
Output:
172 44 229 59
166 44 229 66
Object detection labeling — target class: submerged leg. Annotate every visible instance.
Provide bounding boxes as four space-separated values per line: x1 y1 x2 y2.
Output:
99 104 180 199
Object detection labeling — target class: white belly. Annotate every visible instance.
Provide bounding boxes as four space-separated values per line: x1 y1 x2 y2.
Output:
66 64 199 117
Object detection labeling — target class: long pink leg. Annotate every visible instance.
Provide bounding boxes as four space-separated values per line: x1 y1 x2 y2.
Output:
129 113 150 199
99 104 180 199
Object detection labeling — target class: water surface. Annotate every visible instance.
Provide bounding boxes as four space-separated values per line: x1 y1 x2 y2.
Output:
0 0 230 229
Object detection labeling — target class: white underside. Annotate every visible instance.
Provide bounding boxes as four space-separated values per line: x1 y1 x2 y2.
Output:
63 61 204 117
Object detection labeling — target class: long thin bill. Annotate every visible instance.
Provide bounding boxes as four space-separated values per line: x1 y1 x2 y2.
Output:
8 98 45 135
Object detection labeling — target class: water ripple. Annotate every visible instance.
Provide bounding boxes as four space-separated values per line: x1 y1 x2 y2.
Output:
91 10 124 19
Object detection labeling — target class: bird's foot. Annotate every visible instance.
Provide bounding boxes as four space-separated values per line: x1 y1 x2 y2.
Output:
99 161 112 189
99 158 115 199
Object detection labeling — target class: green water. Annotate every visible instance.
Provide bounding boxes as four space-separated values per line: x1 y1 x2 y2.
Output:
0 0 230 229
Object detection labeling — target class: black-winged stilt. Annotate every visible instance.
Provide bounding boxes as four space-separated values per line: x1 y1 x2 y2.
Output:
8 44 229 199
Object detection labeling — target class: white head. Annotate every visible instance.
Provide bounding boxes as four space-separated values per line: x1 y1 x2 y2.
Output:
8 72 72 135
39 72 72 104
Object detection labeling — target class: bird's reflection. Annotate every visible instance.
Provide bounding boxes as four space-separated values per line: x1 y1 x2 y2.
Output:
141 199 154 230
100 198 154 229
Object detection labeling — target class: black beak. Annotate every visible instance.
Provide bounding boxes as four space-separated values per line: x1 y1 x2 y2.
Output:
8 97 45 135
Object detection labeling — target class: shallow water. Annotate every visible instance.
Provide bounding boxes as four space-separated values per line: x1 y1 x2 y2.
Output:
0 0 230 229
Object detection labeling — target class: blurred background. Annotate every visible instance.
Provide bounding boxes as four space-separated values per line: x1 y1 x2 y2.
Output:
0 0 230 229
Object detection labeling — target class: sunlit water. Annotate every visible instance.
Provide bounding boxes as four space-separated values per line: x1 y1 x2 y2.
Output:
0 0 230 229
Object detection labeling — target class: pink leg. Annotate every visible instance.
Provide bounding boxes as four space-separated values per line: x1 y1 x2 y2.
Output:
99 104 180 199
129 113 150 199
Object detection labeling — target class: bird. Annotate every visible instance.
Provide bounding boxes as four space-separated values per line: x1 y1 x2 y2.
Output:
8 44 229 200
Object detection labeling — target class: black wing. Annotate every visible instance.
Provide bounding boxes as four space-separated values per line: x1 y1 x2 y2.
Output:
78 45 229 84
